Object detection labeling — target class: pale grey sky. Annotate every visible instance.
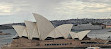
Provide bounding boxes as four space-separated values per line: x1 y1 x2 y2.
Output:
0 0 111 24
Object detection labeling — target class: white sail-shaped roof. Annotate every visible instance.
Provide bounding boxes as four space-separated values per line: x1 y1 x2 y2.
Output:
55 24 73 38
47 24 73 38
13 25 26 37
47 29 63 38
33 13 54 40
77 30 91 40
70 30 91 40
69 32 78 39
22 28 28 37
32 26 39 38
24 21 39 39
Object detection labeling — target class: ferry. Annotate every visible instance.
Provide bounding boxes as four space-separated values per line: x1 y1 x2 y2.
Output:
86 47 100 49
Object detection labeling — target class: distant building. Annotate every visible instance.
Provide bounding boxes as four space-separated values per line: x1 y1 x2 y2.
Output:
106 25 111 29
72 23 104 31
103 22 111 29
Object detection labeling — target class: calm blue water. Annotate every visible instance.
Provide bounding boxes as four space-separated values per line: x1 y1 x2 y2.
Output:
0 29 16 49
0 29 111 49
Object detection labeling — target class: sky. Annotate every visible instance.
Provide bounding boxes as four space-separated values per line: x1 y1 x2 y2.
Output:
0 0 111 24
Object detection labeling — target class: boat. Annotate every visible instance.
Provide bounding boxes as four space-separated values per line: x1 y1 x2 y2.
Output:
0 30 10 35
1 13 111 49
86 47 100 49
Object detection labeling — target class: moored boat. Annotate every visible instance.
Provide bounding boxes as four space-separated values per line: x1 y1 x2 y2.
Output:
86 47 100 49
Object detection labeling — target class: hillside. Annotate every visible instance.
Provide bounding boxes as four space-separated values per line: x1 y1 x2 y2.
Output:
0 18 111 30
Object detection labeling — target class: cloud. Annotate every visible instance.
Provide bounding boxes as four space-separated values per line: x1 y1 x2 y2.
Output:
77 0 111 4
0 0 110 24
82 3 111 12
53 0 111 18
0 3 12 15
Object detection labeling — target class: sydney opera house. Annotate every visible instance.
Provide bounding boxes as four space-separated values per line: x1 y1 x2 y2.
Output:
1 13 111 49
12 13 90 40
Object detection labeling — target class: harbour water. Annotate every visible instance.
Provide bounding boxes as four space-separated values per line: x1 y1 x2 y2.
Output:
0 29 16 49
0 29 111 49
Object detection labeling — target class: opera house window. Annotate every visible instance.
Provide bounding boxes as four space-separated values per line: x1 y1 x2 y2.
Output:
70 43 72 45
45 43 72 46
81 42 98 44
